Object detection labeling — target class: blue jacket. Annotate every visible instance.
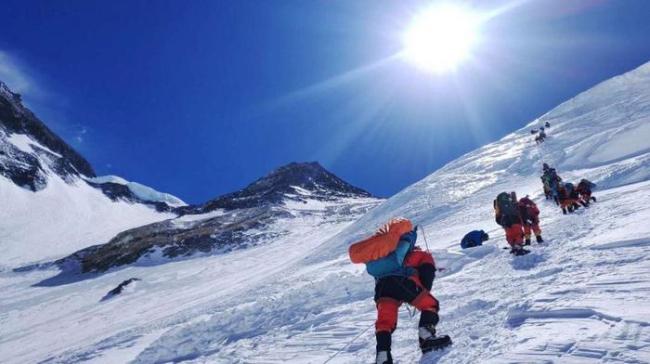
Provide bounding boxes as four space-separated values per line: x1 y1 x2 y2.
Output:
461 230 486 249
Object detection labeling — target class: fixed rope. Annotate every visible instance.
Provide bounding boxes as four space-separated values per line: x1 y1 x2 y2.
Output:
322 321 374 364
419 224 432 253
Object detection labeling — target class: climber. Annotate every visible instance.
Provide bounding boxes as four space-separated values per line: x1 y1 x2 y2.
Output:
494 192 529 256
518 196 543 245
558 183 581 214
460 230 489 249
542 165 562 205
348 218 451 364
576 179 597 206
535 130 547 144
541 175 552 200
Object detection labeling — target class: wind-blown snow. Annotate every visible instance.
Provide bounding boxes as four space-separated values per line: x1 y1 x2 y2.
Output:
87 175 186 207
2 61 650 363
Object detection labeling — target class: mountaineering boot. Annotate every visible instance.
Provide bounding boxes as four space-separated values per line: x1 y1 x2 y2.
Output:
536 235 544 243
510 245 530 256
418 325 451 354
591 196 597 202
562 207 567 215
524 238 531 246
376 332 392 364
418 325 452 353
376 351 393 364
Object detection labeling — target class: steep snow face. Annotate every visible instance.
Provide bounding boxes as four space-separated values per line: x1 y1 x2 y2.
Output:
2 61 650 364
86 175 187 207
0 174 175 268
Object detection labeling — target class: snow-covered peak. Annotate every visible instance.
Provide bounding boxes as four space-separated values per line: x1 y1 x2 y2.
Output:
191 161 373 213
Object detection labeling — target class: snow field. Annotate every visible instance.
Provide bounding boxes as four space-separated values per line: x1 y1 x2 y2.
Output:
1 62 650 363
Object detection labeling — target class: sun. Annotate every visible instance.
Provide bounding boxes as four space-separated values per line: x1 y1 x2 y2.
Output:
402 4 480 73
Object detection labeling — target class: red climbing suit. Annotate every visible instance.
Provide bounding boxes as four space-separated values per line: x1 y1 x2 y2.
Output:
518 197 542 239
375 247 439 333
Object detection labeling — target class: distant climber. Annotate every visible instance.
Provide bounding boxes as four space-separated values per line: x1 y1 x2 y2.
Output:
348 218 451 364
535 130 547 144
460 230 489 249
541 175 552 200
542 164 562 205
545 121 551 128
518 196 543 245
530 129 538 135
494 192 529 256
558 182 582 214
576 179 597 206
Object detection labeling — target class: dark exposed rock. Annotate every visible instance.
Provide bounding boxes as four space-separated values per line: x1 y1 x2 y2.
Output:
57 206 296 273
101 278 141 301
0 80 95 179
0 138 46 190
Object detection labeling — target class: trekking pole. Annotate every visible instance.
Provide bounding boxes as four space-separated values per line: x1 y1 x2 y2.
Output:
419 225 432 253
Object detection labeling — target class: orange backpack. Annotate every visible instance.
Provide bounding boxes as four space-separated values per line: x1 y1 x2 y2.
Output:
348 218 413 264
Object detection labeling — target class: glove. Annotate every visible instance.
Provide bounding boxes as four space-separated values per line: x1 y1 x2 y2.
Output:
400 229 417 244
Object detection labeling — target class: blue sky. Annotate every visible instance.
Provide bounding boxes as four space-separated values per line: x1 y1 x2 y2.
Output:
1 0 649 203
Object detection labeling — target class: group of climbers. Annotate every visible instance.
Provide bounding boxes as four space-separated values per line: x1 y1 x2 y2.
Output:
531 121 551 144
345 120 607 363
541 163 597 214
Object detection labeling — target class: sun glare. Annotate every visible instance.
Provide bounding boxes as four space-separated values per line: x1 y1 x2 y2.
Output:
403 4 480 73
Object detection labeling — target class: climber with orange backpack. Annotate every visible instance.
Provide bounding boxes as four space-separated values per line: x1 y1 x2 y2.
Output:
348 218 451 364
494 192 529 256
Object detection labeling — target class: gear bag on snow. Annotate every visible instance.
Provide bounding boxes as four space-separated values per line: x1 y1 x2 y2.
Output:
348 218 416 279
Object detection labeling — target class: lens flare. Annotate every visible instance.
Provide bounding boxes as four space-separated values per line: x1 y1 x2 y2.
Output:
403 4 480 73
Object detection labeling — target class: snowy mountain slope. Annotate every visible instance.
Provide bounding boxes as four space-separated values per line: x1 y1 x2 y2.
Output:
0 174 176 268
0 80 94 186
0 80 185 268
1 61 650 364
0 195 380 364
51 162 377 275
